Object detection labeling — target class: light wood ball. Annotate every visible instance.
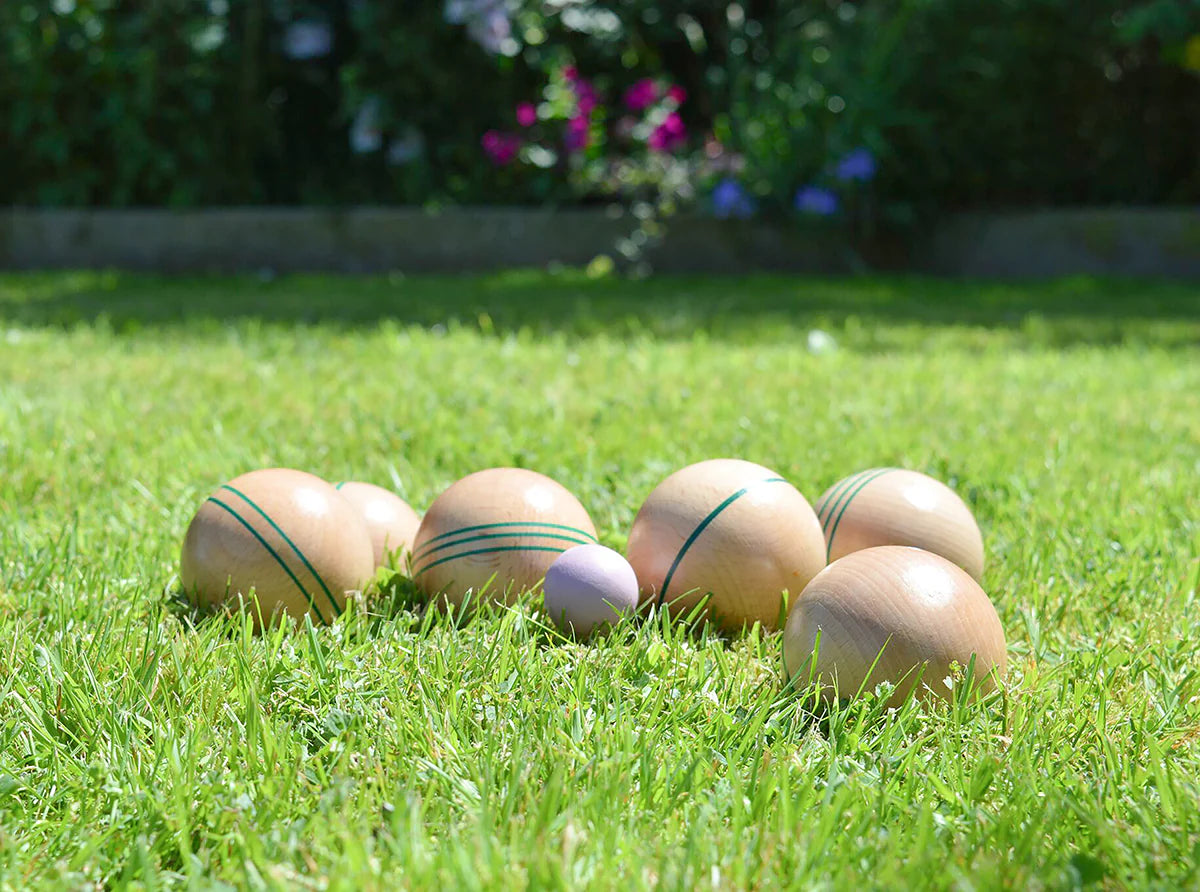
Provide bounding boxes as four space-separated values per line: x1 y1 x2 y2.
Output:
335 481 421 569
625 458 827 632
814 468 985 581
180 468 375 627
783 546 1007 707
411 467 598 607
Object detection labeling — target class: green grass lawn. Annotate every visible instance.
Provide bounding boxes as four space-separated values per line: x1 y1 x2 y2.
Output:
1 271 1198 889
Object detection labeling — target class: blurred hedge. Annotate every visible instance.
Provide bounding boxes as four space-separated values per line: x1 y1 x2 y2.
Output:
1 0 1196 213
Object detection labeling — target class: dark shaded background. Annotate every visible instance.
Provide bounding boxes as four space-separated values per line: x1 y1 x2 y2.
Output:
1 1 1197 218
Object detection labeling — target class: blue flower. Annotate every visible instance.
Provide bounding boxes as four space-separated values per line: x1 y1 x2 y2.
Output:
712 178 756 219
282 21 332 60
794 185 839 216
834 147 877 182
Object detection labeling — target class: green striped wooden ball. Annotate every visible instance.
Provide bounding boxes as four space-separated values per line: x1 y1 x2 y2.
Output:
411 468 597 607
626 459 826 633
814 468 984 581
180 468 375 628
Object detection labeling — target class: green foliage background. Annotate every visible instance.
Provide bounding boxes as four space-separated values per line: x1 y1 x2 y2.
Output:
1 0 1197 213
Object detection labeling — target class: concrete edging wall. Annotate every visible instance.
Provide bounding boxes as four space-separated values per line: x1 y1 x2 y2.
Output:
1 207 1197 278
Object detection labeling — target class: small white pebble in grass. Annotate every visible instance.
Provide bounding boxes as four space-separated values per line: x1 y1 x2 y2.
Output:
807 328 838 354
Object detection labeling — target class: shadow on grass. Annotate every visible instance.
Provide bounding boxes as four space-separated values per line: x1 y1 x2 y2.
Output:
0 269 1198 346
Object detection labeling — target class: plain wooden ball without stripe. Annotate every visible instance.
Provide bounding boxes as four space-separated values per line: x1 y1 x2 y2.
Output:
782 546 1006 707
180 468 375 627
411 467 598 607
814 468 985 581
625 458 826 632
335 481 421 569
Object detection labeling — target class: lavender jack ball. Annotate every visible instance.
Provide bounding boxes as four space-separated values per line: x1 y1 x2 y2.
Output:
543 544 639 638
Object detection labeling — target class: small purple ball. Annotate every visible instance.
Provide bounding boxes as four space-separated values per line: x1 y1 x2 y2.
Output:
543 544 639 637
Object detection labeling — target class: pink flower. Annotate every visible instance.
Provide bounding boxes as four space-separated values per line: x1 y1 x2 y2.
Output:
647 111 687 153
564 115 590 152
562 65 579 82
515 102 537 127
666 85 687 105
623 78 658 111
481 130 522 166
574 79 599 116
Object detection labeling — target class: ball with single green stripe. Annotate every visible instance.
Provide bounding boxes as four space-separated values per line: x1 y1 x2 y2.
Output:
411 467 598 608
625 459 827 633
814 468 985 581
180 468 375 628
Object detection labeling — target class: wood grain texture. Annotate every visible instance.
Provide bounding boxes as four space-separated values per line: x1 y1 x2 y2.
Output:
783 546 1007 706
626 458 826 633
411 468 597 607
335 481 421 569
180 468 375 627
815 468 985 581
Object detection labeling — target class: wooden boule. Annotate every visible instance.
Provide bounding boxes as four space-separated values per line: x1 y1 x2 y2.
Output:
335 481 421 569
814 468 985 580
625 458 826 632
782 546 1007 706
180 468 375 627
411 467 598 607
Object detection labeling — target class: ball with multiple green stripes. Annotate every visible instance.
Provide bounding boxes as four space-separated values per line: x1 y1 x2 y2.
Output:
625 459 827 633
180 468 375 628
411 467 598 607
813 468 984 581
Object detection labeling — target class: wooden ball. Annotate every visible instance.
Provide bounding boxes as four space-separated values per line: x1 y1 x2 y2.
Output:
625 458 826 632
335 481 421 569
180 468 375 627
814 468 985 581
783 546 1006 706
411 468 598 607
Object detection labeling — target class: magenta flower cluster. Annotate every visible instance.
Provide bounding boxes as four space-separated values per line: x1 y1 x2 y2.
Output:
481 130 522 166
623 78 688 153
482 67 690 167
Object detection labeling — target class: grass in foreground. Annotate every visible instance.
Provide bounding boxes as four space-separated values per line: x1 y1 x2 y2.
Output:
0 271 1198 889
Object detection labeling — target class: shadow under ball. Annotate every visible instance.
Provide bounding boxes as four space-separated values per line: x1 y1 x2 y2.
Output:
814 468 985 581
625 458 827 633
335 481 421 569
180 468 375 627
782 546 1006 707
411 467 598 607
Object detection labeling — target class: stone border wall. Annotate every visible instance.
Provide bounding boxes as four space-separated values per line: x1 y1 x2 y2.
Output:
2 207 1196 278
